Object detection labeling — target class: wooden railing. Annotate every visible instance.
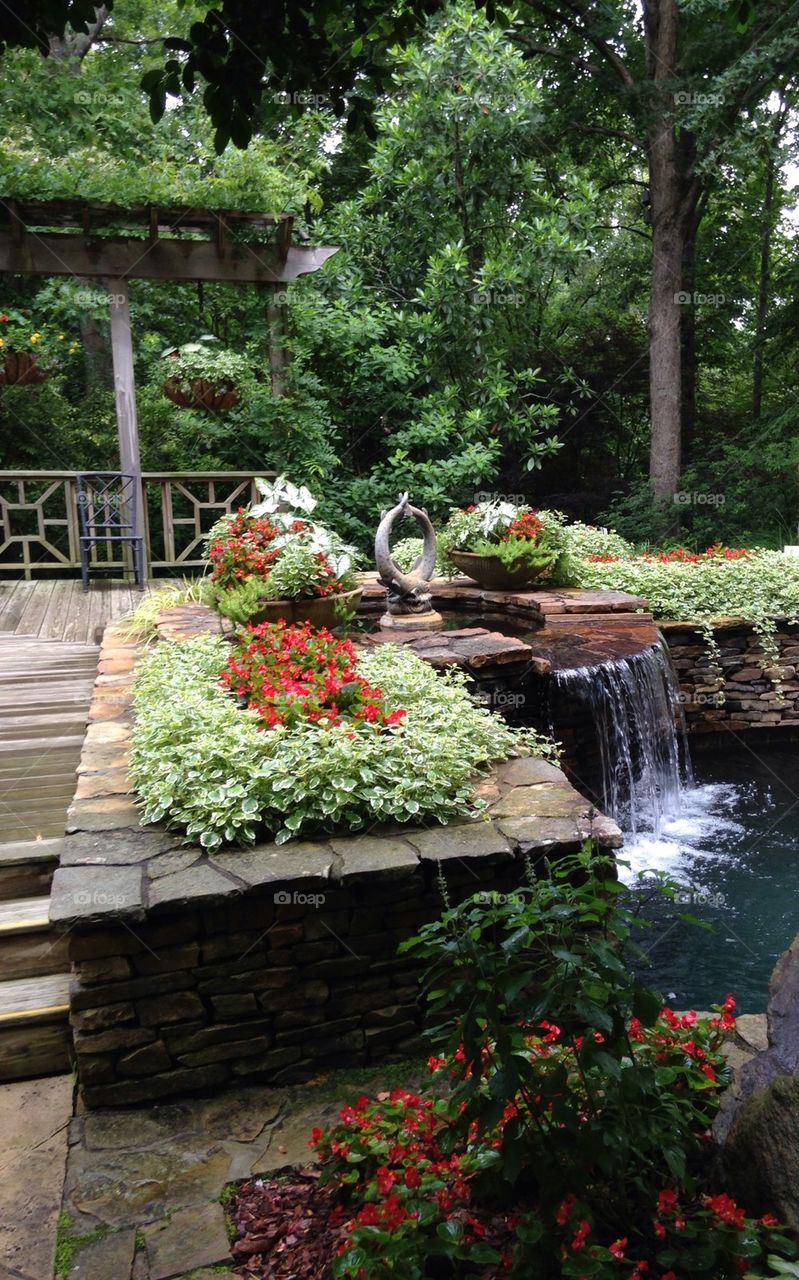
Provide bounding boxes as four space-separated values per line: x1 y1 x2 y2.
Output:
0 471 276 577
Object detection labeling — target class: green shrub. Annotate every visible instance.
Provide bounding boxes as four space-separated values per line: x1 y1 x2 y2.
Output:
310 844 799 1278
130 636 558 848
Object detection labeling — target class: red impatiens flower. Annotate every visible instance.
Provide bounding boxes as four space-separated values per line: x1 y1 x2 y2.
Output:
220 620 406 733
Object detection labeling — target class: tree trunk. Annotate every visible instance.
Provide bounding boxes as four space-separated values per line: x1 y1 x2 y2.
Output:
643 0 688 501
267 294 290 397
679 184 707 462
752 113 782 419
79 313 113 392
647 122 684 499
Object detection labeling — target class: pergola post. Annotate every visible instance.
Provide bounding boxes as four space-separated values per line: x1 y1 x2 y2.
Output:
107 277 147 575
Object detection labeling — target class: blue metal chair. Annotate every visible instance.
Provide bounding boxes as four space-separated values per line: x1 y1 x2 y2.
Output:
75 472 145 591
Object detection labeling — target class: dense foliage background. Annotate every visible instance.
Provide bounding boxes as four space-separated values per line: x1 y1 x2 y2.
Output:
0 0 797 549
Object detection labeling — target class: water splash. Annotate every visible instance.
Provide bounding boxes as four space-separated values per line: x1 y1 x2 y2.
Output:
552 636 692 837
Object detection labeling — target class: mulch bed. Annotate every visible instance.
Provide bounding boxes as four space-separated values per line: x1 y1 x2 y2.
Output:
231 1168 346 1280
231 1167 516 1279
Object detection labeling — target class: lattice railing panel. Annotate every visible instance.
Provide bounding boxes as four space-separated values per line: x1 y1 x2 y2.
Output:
0 472 273 577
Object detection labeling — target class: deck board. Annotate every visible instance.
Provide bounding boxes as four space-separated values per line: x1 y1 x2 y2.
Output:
0 579 149 643
0 633 98 844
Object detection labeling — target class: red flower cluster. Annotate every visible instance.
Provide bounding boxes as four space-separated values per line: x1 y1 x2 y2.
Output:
207 509 351 599
207 508 282 588
648 544 751 565
588 545 750 566
220 620 407 731
506 510 545 542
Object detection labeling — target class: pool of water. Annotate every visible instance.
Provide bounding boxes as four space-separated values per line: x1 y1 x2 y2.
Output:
621 742 799 1013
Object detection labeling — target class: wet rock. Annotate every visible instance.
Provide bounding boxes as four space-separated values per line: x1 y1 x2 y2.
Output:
723 1076 799 1229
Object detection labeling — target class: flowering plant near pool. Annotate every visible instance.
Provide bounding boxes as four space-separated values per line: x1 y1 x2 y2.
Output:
205 475 358 625
294 847 798 1278
130 630 555 847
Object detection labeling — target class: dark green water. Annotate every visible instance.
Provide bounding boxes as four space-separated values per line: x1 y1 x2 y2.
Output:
623 743 799 1014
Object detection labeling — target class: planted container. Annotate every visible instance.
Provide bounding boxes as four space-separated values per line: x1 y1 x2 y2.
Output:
449 549 552 590
248 587 363 628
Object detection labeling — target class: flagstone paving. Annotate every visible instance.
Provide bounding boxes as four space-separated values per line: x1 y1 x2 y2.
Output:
61 1067 424 1280
0 1073 73 1280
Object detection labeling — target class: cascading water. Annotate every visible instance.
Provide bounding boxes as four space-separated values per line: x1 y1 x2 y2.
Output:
551 636 692 837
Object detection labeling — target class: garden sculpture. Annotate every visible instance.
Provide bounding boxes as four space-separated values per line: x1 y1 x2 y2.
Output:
374 493 443 629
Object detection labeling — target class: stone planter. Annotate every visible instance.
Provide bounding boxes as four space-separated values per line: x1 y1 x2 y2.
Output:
49 614 624 1109
248 587 363 628
449 549 552 590
0 350 48 386
163 376 240 411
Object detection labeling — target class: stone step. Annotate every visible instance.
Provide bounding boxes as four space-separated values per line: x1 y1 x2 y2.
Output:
0 973 71 1080
0 895 71 980
0 839 62 900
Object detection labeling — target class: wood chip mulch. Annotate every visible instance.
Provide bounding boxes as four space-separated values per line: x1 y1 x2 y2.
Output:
232 1167 347 1280
231 1168 518 1279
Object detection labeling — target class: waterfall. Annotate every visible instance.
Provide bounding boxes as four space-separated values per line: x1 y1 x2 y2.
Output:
552 636 692 836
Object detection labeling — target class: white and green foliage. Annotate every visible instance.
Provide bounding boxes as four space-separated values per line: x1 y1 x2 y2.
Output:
130 636 558 848
161 336 252 390
574 549 799 623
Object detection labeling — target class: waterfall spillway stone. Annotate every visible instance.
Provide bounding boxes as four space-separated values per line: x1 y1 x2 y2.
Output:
551 637 692 836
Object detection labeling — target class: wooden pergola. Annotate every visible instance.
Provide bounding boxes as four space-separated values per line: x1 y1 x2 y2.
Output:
0 197 339 563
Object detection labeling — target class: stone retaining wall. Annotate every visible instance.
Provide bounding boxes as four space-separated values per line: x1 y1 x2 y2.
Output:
661 619 799 733
52 619 621 1108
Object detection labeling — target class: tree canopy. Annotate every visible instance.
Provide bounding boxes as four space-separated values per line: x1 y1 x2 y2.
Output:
0 0 797 547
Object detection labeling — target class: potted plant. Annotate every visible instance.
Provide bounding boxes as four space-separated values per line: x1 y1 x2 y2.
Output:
0 309 80 385
439 499 569 588
161 335 250 410
206 475 362 627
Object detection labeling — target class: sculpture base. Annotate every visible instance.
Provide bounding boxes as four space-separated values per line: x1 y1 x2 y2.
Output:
378 610 443 632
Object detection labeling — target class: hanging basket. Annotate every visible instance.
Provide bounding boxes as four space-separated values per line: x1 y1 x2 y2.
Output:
0 351 48 386
163 376 240 411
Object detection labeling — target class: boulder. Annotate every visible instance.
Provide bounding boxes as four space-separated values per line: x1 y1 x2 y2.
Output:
722 1076 799 1230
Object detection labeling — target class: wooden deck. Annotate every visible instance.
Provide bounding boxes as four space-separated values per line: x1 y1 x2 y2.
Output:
0 578 148 644
0 633 99 843
0 629 100 1076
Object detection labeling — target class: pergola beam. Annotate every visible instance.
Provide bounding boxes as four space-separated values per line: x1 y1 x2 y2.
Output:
0 234 337 284
0 197 339 584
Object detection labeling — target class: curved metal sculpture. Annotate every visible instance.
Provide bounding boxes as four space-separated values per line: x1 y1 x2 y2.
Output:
374 493 442 628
